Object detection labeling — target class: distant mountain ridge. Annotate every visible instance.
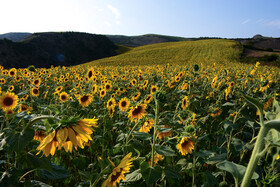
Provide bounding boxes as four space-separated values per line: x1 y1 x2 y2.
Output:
0 32 117 68
0 32 31 42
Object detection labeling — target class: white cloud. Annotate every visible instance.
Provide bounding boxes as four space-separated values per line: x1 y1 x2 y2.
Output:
242 19 249 24
104 21 112 27
107 4 120 25
107 4 120 19
267 19 280 29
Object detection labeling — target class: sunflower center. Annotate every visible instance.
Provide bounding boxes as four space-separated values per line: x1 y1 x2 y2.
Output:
3 97 14 106
33 89 39 94
132 106 142 116
183 99 186 105
61 95 67 100
121 101 127 107
111 169 123 182
152 88 156 92
81 96 89 102
108 101 113 106
34 80 39 85
181 140 189 148
88 71 93 78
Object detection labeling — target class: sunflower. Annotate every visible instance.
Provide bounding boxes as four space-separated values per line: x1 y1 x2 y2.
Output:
107 97 116 109
100 89 106 98
59 92 69 102
34 130 46 142
102 152 134 187
8 68 17 77
131 92 141 101
139 118 154 133
87 68 94 80
150 85 159 95
144 94 153 104
211 76 218 88
149 154 164 166
8 85 14 92
18 104 33 113
130 79 137 86
176 136 195 156
79 94 93 107
128 103 147 122
0 78 6 84
119 98 130 112
181 96 189 110
143 80 149 87
105 83 112 92
0 92 19 111
55 86 63 92
157 125 172 139
31 87 39 97
33 78 41 87
37 118 98 156
92 84 98 94
109 107 115 118
210 108 222 117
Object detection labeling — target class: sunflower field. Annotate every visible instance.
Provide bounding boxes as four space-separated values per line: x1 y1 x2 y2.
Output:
1 60 280 187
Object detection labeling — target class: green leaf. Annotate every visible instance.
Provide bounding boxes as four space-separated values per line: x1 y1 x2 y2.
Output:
266 120 280 133
125 169 142 182
40 105 60 115
206 153 227 165
30 180 52 187
222 102 235 107
157 127 172 133
6 128 35 153
0 168 18 187
155 144 176 156
176 159 187 165
140 162 162 185
202 171 219 187
243 94 264 115
133 132 152 140
216 160 259 184
25 152 52 170
223 120 238 134
39 163 70 180
164 168 182 179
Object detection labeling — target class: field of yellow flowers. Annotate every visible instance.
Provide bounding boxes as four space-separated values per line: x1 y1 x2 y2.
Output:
0 61 280 186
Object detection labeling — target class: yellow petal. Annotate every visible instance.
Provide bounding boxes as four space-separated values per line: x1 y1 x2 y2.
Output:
56 128 65 144
37 130 56 150
63 127 68 143
68 127 77 147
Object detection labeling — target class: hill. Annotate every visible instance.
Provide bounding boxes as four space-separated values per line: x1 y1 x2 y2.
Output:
0 32 31 42
84 39 242 66
106 34 188 47
0 32 118 68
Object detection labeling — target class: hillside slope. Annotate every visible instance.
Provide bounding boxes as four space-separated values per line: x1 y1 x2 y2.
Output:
0 32 118 68
84 39 242 66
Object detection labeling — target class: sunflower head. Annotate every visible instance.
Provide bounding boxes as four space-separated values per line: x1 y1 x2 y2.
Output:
79 94 93 107
128 103 147 122
139 118 154 133
31 87 40 97
59 92 69 102
102 152 134 187
0 92 19 111
176 136 195 156
119 98 130 112
181 96 189 110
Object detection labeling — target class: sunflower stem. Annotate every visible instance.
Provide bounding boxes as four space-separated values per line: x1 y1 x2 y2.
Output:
151 96 159 167
25 115 60 131
241 113 269 187
126 121 139 146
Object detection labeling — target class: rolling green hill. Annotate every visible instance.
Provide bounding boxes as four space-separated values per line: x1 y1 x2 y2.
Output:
84 39 243 66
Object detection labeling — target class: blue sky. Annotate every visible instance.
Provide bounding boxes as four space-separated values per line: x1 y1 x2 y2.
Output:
1 0 279 38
